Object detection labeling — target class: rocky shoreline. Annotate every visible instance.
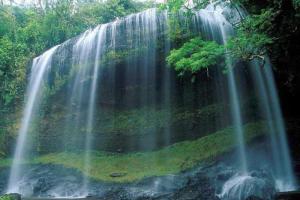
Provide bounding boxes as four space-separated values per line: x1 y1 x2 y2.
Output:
0 161 283 200
2 191 300 200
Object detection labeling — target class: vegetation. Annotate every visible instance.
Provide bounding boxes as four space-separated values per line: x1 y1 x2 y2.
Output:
0 121 267 182
0 0 153 154
167 37 224 78
0 0 151 107
0 0 299 186
1 0 298 112
0 194 19 200
164 0 299 77
40 101 225 138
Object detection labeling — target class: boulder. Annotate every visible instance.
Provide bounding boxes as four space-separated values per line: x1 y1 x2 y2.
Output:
275 191 300 200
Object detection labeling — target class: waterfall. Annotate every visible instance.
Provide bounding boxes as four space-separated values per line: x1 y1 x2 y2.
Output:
7 45 59 193
199 2 296 192
6 4 296 197
195 5 248 173
249 59 297 191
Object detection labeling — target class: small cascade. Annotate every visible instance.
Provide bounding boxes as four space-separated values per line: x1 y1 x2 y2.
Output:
7 45 59 193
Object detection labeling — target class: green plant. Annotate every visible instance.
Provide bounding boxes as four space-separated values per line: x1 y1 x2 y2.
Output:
167 37 224 78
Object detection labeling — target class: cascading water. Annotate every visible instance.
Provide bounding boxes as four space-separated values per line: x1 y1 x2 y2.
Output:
249 58 297 191
68 24 109 194
199 2 296 196
5 3 297 198
83 24 108 194
7 45 59 193
196 4 248 173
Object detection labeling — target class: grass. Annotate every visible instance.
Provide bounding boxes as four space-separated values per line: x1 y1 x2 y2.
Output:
0 121 267 183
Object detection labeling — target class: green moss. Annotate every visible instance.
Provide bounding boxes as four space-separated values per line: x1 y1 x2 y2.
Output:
0 196 12 200
0 194 19 200
0 158 11 167
39 103 224 149
0 121 267 183
87 103 224 136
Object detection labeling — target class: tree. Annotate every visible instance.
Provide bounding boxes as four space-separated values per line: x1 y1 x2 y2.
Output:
226 8 276 66
0 0 149 106
167 37 224 78
164 0 280 76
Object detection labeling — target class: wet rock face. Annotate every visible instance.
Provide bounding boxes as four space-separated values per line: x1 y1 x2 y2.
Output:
275 191 300 200
0 139 289 200
0 161 278 200
0 165 88 197
0 163 223 200
0 168 9 193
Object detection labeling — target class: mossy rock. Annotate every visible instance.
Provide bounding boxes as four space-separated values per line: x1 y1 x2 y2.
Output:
37 102 229 153
0 121 268 183
0 194 21 200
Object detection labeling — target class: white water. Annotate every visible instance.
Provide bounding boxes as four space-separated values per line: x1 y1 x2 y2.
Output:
82 24 108 194
219 174 275 200
249 59 297 191
7 45 59 193
196 5 248 173
204 2 296 193
6 4 297 197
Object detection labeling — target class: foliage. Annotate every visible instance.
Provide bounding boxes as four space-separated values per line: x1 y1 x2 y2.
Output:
162 0 298 82
161 0 249 13
160 0 210 12
167 37 224 76
0 36 27 105
226 31 272 63
226 8 275 64
0 0 149 107
293 0 300 9
293 0 300 16
0 108 21 157
0 121 268 182
165 3 280 76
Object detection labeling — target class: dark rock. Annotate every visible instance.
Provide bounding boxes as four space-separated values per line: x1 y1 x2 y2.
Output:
0 140 293 200
246 196 264 200
275 191 300 200
216 170 234 181
116 149 123 153
109 172 127 178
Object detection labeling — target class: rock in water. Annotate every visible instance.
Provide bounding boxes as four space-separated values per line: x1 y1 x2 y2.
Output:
218 172 276 200
110 172 127 178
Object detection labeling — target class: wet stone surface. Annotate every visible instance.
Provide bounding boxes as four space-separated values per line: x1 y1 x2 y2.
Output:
0 161 278 200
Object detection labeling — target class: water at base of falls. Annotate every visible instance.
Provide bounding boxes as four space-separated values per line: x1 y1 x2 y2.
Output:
218 172 276 200
5 3 297 198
